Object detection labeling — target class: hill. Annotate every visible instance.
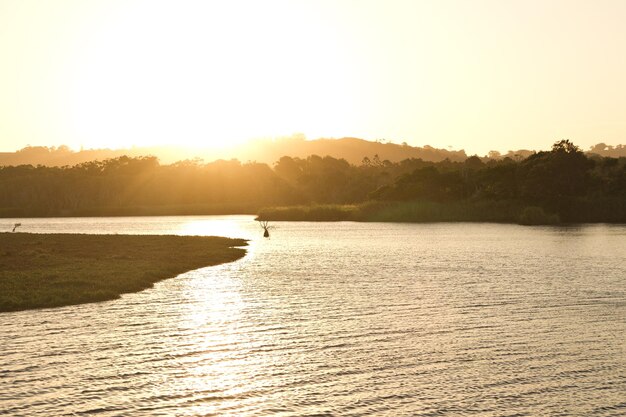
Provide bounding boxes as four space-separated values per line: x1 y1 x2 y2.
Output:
0 137 467 167
3 138 624 168
235 136 468 165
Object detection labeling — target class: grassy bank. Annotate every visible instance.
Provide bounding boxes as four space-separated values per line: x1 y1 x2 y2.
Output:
257 200 561 225
0 233 246 312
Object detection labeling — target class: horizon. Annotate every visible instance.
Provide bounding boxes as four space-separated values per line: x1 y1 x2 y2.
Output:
2 0 626 156
1 135 618 158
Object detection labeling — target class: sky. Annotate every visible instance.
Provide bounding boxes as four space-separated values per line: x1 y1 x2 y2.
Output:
1 0 626 155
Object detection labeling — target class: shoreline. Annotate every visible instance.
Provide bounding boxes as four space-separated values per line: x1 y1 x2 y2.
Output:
256 202 562 225
0 233 247 313
3 205 626 226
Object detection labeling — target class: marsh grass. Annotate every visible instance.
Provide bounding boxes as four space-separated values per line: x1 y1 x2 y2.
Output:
257 200 561 224
257 204 358 221
0 233 246 312
518 206 561 225
364 200 525 223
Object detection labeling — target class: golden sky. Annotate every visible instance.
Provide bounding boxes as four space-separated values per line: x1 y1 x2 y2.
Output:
1 0 625 155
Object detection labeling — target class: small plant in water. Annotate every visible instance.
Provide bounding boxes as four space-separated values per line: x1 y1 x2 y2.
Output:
258 220 273 238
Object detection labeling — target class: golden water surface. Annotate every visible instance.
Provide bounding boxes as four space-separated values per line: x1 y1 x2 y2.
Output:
1 216 625 416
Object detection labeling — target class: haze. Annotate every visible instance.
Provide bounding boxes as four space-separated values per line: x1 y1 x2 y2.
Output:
2 0 626 155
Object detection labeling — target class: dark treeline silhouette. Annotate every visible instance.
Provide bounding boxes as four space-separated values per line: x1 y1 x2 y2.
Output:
0 156 299 217
369 140 626 223
1 140 625 223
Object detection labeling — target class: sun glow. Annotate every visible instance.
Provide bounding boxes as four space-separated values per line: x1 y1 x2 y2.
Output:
64 0 364 150
3 1 626 154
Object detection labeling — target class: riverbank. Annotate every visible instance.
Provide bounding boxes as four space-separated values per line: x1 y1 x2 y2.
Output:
256 201 562 225
0 233 246 312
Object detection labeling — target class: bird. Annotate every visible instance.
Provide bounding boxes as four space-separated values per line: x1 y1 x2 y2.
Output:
12 223 21 232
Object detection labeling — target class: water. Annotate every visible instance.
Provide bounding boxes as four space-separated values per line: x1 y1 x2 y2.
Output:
1 216 625 416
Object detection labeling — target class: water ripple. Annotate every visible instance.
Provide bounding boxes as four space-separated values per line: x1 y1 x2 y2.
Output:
1 217 625 416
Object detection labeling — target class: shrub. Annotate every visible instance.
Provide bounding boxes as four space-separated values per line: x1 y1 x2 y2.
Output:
518 206 560 225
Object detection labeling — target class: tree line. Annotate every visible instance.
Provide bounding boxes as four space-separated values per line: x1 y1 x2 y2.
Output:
1 140 625 222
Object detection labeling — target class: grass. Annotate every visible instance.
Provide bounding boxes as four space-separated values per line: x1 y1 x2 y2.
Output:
256 204 358 221
0 233 247 312
257 200 562 225
362 200 526 223
517 206 561 225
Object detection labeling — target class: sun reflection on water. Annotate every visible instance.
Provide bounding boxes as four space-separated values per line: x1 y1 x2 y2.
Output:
178 218 250 239
171 264 254 415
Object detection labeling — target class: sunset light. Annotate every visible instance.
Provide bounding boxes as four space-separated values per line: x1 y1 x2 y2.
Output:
3 0 626 154
2 2 626 415
11 0 366 150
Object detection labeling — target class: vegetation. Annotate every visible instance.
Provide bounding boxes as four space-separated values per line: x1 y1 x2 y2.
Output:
257 201 557 224
257 204 358 221
260 140 626 224
517 206 560 225
1 140 625 224
0 233 246 312
0 156 300 217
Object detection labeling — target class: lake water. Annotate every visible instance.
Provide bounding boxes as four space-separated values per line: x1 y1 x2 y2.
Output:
1 216 625 416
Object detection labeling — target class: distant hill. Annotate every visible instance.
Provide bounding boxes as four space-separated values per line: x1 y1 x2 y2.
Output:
235 137 468 164
0 145 222 167
0 137 468 167
2 138 623 167
0 146 127 167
